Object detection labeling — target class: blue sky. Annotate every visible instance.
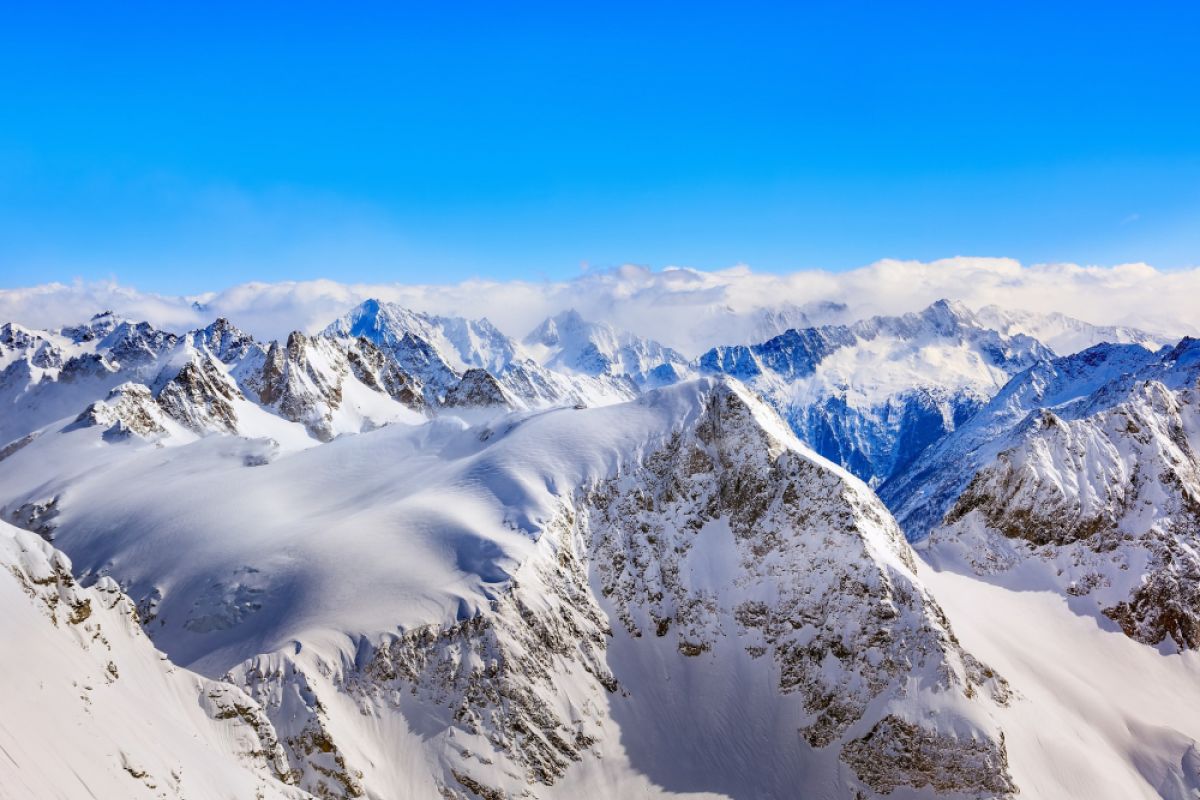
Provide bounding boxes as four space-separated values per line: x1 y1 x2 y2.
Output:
1 2 1198 293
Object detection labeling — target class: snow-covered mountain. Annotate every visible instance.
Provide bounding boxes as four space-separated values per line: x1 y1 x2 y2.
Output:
699 299 1052 486
6 299 1200 799
523 308 692 387
974 304 1167 356
0 313 427 449
325 299 640 408
0 377 1018 799
887 337 1200 653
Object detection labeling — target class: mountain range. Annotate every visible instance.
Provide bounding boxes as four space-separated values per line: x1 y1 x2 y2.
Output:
1 297 1197 800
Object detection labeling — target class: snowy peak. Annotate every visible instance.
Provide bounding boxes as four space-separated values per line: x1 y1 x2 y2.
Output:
523 308 690 386
885 334 1200 652
882 340 1167 542
975 304 1167 356
191 317 262 364
60 310 122 344
522 307 584 348
325 300 655 410
917 297 977 332
324 298 517 374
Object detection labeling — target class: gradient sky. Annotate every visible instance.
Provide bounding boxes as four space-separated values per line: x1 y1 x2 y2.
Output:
2 1 1198 294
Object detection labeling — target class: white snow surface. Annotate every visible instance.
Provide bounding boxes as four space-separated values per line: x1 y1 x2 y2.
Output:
922 562 1200 800
0 520 311 800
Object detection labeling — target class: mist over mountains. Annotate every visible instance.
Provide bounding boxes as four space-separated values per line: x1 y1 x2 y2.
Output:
4 258 1195 354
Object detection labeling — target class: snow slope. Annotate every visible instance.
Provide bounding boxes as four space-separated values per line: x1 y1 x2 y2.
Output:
922 563 1200 800
8 300 1200 800
0 520 312 800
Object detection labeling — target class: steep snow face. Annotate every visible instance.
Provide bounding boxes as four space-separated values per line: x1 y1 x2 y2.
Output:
0 378 1014 799
975 304 1167 356
883 341 1164 539
895 338 1200 652
324 298 518 375
0 521 311 800
523 309 693 388
700 299 1052 486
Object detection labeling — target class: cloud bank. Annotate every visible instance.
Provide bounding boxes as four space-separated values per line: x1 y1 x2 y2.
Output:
3 258 1197 356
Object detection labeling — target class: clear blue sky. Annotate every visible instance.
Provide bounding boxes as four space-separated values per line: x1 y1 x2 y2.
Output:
2 2 1198 293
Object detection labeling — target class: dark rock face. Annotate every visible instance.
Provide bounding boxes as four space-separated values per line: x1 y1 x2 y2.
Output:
1104 521 1200 650
584 384 1013 795
245 331 425 440
251 333 343 441
157 356 243 434
344 336 425 411
841 716 1015 797
442 369 512 409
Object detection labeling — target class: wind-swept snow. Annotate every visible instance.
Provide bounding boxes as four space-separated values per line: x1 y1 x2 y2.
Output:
922 563 1200 800
0 521 310 800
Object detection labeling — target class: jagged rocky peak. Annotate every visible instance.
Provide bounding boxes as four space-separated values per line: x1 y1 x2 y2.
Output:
579 380 1015 798
251 331 346 440
92 319 180 367
248 330 425 441
0 322 64 372
156 348 244 435
441 366 513 409
75 382 170 440
325 299 641 410
344 335 426 411
0 321 42 350
903 335 1200 652
191 316 261 363
60 309 121 343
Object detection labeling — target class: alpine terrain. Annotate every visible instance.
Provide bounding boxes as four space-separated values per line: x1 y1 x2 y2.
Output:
1 299 1197 800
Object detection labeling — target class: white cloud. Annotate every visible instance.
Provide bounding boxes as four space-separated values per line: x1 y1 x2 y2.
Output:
2 258 1197 356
